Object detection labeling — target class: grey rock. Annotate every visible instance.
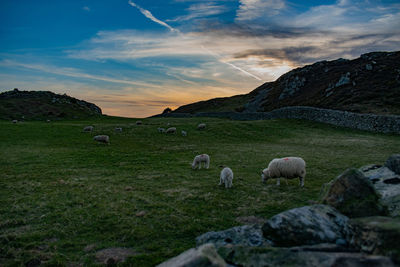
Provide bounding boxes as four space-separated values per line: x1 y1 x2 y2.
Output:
196 225 271 249
385 154 400 175
348 216 400 264
157 243 226 267
321 168 386 218
262 204 350 246
217 244 396 267
360 164 400 217
366 64 373 70
279 75 306 100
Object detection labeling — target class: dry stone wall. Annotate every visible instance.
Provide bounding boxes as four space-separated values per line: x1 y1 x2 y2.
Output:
157 106 400 134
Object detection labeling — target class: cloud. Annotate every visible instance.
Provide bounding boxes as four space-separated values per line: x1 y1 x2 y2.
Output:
236 0 286 21
167 3 229 22
82 6 90 12
128 0 178 33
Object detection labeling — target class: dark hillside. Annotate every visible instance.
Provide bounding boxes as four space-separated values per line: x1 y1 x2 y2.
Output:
0 89 102 120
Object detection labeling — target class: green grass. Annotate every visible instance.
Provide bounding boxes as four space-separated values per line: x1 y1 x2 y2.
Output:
1 116 399 266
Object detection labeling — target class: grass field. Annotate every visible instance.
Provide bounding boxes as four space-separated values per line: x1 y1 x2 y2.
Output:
1 116 399 266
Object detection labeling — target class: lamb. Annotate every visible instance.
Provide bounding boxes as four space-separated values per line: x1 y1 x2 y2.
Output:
83 126 94 132
262 157 306 187
93 135 110 144
197 123 206 130
192 154 210 169
115 127 122 132
219 167 233 188
181 130 187 136
158 127 166 133
166 127 176 134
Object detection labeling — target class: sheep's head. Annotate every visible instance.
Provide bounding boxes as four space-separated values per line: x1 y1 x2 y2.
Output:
261 168 270 183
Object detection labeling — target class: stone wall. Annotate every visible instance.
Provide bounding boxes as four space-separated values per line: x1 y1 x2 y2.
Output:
155 106 400 134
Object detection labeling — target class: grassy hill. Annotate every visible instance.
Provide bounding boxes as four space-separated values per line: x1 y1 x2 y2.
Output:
1 116 399 266
0 89 102 120
173 51 400 115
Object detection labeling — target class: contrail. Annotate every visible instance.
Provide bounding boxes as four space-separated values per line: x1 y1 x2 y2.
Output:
128 1 262 81
128 0 178 33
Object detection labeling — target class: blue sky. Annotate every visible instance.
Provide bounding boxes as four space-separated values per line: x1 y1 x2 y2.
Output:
1 0 399 117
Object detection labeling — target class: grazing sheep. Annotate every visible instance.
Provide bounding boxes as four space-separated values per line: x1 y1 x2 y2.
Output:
93 135 110 144
115 127 122 132
219 167 233 188
192 154 210 169
83 126 94 132
46 119 51 123
166 127 176 134
197 123 206 130
136 121 142 125
262 157 306 187
181 130 187 136
12 120 18 124
158 127 166 133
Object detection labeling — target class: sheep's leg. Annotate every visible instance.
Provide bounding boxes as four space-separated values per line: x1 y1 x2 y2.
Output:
299 176 304 187
206 161 209 169
219 177 223 186
276 178 280 186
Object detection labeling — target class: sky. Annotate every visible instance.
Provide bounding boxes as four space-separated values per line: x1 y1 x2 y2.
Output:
0 0 399 117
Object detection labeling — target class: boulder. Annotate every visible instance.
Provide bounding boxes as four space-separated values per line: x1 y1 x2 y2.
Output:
217 244 396 267
348 216 400 264
360 165 400 217
262 204 350 247
196 225 271 249
321 168 386 217
156 243 226 267
385 154 400 175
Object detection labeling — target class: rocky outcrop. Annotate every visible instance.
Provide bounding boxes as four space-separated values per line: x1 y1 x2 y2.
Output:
360 164 400 217
156 243 226 267
385 154 400 175
321 168 387 218
262 205 350 247
196 225 271 249
348 216 400 264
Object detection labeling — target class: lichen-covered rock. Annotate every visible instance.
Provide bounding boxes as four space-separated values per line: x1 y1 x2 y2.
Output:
217 244 396 267
348 216 400 264
360 165 400 217
262 204 350 247
196 225 271 249
385 154 400 175
156 243 226 267
321 168 386 217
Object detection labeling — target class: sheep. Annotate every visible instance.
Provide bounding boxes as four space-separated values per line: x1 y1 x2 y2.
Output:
261 157 306 187
12 120 18 124
219 167 233 188
46 119 51 123
166 127 176 134
83 126 94 132
115 127 122 132
93 135 110 144
181 130 187 136
158 127 166 133
197 123 206 130
192 154 210 169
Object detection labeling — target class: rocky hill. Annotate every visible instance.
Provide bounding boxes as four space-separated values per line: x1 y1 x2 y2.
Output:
173 51 400 115
0 89 102 120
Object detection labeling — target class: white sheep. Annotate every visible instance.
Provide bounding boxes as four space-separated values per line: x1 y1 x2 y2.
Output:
262 157 306 187
166 127 176 134
181 130 187 136
192 154 210 169
115 127 122 132
219 167 233 188
197 123 206 130
83 125 94 132
158 127 166 133
93 135 110 144
12 120 18 124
